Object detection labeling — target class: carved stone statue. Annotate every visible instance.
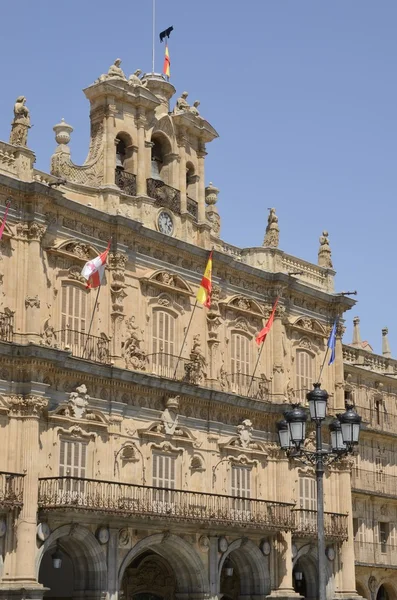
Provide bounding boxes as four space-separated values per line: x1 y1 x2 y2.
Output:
108 58 126 80
173 92 190 113
263 208 279 248
184 334 207 385
9 96 31 147
41 319 57 347
123 316 147 371
68 384 89 419
236 419 253 449
318 230 333 269
255 373 270 401
190 101 200 116
160 396 180 435
128 69 144 86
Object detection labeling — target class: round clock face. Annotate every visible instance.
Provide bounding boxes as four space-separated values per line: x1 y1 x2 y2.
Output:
158 211 174 235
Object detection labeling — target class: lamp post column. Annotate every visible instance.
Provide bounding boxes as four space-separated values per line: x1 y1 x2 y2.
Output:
316 420 326 600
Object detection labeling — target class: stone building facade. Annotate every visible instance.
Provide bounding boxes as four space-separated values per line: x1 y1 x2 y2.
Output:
0 61 387 600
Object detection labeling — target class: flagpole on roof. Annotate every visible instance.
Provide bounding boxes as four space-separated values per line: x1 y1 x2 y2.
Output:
152 0 156 73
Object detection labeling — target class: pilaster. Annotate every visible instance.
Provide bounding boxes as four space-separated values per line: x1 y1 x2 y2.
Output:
266 532 301 600
197 144 207 223
136 110 147 196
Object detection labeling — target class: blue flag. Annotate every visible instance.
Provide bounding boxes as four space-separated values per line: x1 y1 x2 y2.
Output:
327 320 337 365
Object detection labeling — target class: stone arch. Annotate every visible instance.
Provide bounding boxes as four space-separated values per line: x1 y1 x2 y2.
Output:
293 547 318 600
118 533 208 596
377 581 397 600
219 538 270 596
36 523 107 592
356 580 370 600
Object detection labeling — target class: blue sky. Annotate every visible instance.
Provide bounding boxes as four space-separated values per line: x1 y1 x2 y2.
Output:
0 1 396 354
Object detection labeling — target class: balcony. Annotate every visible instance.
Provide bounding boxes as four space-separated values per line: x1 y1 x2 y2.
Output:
0 472 24 509
354 541 397 568
353 404 397 435
187 196 198 220
115 168 137 196
293 509 348 542
146 353 270 400
54 330 110 365
0 311 13 342
38 477 295 531
147 178 181 214
352 468 397 497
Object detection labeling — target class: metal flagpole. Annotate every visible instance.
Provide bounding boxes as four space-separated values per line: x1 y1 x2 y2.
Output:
247 343 265 396
173 300 198 379
152 0 156 73
317 346 330 385
82 285 102 359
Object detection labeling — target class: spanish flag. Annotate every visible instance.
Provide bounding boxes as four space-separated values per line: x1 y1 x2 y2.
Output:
163 43 170 79
256 297 279 345
196 251 213 308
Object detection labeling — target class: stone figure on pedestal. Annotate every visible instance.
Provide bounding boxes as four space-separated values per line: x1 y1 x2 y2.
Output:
9 96 31 147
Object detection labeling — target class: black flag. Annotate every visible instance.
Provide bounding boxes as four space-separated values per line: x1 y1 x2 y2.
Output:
159 26 173 43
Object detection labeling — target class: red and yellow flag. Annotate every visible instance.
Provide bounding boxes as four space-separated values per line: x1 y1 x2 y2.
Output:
163 43 170 79
256 297 279 345
196 251 213 308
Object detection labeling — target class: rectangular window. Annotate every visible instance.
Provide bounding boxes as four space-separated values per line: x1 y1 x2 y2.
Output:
61 284 89 356
231 333 251 395
296 351 313 402
231 465 251 518
59 439 87 494
298 476 317 531
152 310 176 377
353 517 366 546
152 453 176 510
375 456 385 484
379 522 389 553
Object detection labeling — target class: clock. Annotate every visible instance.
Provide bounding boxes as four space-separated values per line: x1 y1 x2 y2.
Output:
157 211 174 236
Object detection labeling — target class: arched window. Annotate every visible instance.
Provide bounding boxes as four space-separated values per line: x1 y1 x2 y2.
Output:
296 350 314 402
151 139 165 181
116 137 126 169
152 310 176 377
186 162 196 200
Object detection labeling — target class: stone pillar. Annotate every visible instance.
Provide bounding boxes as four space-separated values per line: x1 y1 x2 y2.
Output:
136 110 147 196
334 326 345 411
17 222 46 343
107 528 119 600
177 129 187 213
208 536 220 600
266 532 301 600
103 99 117 187
272 308 285 397
197 143 207 223
0 395 48 599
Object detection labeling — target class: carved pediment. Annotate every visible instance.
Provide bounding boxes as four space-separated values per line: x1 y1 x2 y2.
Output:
227 316 257 337
289 316 327 337
219 437 269 457
220 295 263 318
141 270 193 296
46 239 101 262
138 421 200 447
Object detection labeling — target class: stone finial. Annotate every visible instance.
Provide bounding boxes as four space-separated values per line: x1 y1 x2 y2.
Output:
352 317 362 346
318 230 333 269
263 208 279 248
205 182 219 206
173 91 190 114
9 96 31 147
53 118 73 150
382 327 391 358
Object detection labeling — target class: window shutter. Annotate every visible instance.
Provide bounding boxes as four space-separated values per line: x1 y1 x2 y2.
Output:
59 439 87 478
59 440 66 477
296 351 313 402
61 284 89 351
389 523 396 547
231 334 251 376
152 311 176 357
152 453 176 489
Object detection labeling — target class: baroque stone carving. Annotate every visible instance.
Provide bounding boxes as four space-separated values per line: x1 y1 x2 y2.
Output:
184 334 207 385
263 208 279 248
41 318 57 347
159 396 180 435
123 316 147 370
173 92 190 113
16 222 46 241
68 384 89 419
128 69 145 86
9 96 31 147
318 230 333 269
25 295 40 309
236 419 254 449
8 395 48 416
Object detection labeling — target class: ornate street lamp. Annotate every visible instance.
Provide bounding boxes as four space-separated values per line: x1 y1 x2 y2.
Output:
51 545 63 569
223 557 234 577
276 383 361 600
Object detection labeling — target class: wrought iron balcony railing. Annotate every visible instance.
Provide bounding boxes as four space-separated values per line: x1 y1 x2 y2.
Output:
354 541 397 567
146 353 270 400
293 508 348 541
354 404 397 435
38 477 295 531
54 330 110 364
147 179 181 214
0 472 24 509
352 468 397 497
0 311 13 342
115 168 137 196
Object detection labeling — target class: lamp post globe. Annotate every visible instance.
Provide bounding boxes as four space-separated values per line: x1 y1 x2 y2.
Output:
306 382 328 422
338 406 361 447
329 417 345 452
276 419 291 450
285 404 307 447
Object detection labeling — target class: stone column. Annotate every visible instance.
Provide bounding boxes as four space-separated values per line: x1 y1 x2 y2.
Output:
177 129 187 213
18 222 46 344
136 110 147 196
266 532 300 600
0 395 48 599
272 308 285 397
197 143 207 223
107 528 119 600
208 536 220 600
103 100 117 187
334 328 345 411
